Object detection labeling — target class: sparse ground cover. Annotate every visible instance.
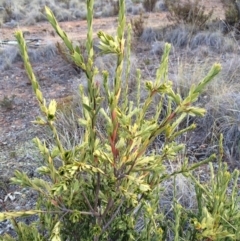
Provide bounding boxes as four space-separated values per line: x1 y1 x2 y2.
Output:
0 0 240 239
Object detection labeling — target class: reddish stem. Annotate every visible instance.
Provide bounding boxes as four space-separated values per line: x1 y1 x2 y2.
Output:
110 109 119 167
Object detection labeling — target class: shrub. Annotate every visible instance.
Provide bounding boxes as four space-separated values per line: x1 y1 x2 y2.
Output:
111 0 120 16
130 12 145 37
2 0 236 240
0 95 15 110
188 135 240 240
165 25 190 47
140 27 160 43
102 0 119 17
2 2 13 22
0 46 19 71
223 2 240 26
165 0 213 29
143 0 158 12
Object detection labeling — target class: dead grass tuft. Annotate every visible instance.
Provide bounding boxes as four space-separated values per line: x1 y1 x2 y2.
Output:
55 106 84 150
28 43 57 62
165 25 190 47
0 46 19 70
140 24 238 53
140 27 163 43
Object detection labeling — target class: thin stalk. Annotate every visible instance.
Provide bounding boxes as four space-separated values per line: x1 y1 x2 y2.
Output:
123 24 132 110
110 0 126 169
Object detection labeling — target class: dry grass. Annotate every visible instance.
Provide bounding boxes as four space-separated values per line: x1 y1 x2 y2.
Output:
55 107 84 150
0 43 58 71
28 43 57 62
0 0 150 25
0 0 113 24
141 23 238 53
0 46 19 70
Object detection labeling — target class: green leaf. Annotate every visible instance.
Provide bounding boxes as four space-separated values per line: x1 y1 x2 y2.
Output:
83 103 92 112
139 183 151 192
32 116 46 125
0 210 42 222
145 81 153 91
37 166 51 174
78 118 88 127
50 221 61 241
72 51 86 70
36 89 43 103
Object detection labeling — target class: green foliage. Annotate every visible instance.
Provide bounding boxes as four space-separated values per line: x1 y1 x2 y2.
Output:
172 135 240 240
0 221 43 241
2 0 236 240
165 0 213 29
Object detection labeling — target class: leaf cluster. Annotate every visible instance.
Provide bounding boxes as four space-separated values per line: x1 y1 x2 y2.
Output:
172 135 240 240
